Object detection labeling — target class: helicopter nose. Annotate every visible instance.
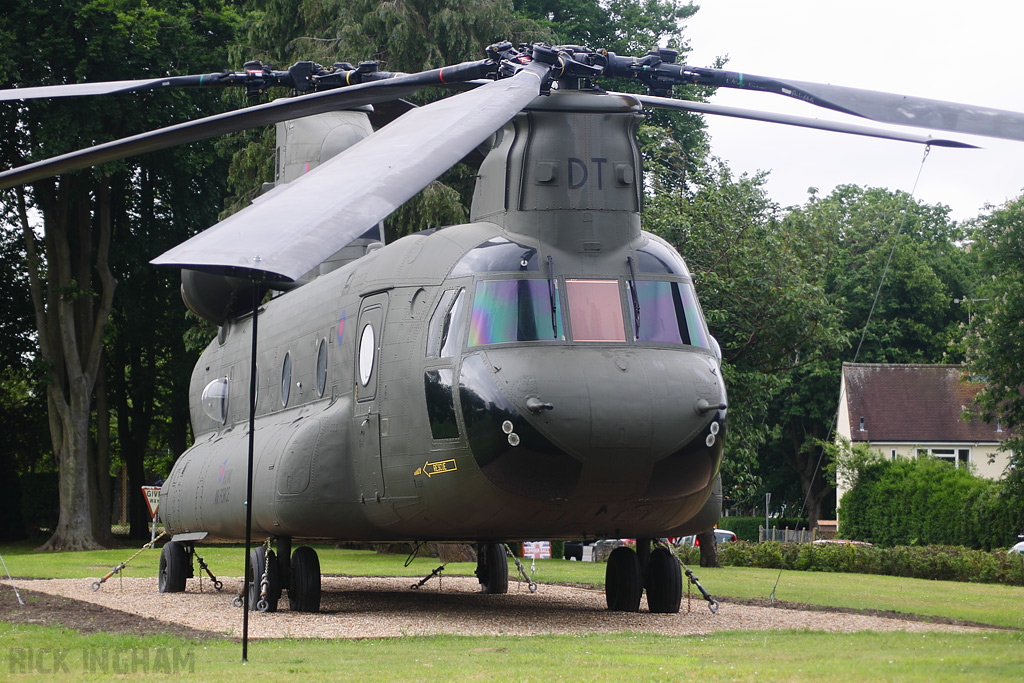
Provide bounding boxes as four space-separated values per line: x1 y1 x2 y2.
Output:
458 347 724 504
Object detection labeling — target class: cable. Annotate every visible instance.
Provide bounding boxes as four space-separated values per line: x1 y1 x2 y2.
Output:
768 145 932 604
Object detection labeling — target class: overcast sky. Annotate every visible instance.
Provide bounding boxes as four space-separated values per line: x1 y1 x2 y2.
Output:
679 1 1024 221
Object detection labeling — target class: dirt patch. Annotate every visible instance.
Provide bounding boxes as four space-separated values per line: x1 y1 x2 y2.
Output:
0 586 212 639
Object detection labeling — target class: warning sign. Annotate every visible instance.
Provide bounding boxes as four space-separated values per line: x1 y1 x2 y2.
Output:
142 486 161 519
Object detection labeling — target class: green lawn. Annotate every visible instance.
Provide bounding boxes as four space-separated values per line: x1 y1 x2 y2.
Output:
3 542 1023 680
2 624 1021 681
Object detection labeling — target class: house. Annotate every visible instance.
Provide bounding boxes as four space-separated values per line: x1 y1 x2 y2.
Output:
835 363 1011 510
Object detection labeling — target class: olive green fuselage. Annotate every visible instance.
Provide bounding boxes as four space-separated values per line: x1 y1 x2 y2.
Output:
160 88 727 543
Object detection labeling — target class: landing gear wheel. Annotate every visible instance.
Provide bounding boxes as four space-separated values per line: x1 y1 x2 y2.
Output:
289 546 322 613
248 546 281 612
476 542 508 594
605 546 642 612
645 546 682 613
158 541 190 593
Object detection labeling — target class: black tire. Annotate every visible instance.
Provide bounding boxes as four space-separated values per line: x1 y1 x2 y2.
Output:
158 541 189 593
477 542 509 594
289 546 322 613
645 546 682 613
605 546 642 612
248 546 281 612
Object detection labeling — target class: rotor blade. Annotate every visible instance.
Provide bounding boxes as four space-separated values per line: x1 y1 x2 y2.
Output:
0 74 231 100
151 62 551 282
0 61 494 190
688 68 1024 142
629 94 977 148
366 98 418 129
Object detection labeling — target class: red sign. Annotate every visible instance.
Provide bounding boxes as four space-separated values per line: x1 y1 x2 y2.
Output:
141 486 161 519
522 541 551 559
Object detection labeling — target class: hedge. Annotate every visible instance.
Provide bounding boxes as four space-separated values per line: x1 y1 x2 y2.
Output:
675 541 1024 585
839 456 1022 549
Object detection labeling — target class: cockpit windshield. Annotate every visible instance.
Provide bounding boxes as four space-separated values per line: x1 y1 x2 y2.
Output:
468 279 564 346
465 276 711 350
630 280 710 348
456 237 710 351
564 279 627 342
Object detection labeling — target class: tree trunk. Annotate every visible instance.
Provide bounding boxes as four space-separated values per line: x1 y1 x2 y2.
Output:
696 529 720 567
21 178 117 551
782 424 833 530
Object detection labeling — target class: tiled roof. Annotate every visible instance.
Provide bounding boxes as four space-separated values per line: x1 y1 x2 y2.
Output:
841 363 1007 443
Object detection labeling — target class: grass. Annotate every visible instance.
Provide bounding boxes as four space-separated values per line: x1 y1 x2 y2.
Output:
2 623 1022 681
3 542 1024 680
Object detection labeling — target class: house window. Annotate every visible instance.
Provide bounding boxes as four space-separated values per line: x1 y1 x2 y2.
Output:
890 449 897 460
859 417 865 431
922 447 971 469
958 449 971 467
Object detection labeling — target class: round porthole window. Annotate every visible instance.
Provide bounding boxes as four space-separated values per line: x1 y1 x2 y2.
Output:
316 338 328 397
202 378 229 424
281 351 292 407
358 324 375 386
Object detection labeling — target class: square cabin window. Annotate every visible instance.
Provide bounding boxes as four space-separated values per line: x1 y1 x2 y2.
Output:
565 279 626 342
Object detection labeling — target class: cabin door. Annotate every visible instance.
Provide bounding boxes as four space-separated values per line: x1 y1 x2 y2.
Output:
352 293 388 500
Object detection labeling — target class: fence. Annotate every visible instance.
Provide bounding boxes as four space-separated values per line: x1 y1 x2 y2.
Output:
758 526 817 543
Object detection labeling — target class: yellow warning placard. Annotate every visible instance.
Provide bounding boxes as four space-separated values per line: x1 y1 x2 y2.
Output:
141 486 161 519
413 459 457 478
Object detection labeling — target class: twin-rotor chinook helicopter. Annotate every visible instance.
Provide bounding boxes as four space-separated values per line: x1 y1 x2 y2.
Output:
3 41 1024 615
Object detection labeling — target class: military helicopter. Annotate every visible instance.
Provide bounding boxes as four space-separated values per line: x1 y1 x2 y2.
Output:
3 42 1023 618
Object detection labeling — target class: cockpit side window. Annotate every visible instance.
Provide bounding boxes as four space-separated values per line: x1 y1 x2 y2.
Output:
450 237 540 277
426 288 458 357
636 238 691 276
468 279 563 347
439 289 466 358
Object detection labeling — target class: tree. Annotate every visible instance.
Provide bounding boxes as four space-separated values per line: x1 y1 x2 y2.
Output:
771 185 970 525
646 161 848 518
513 0 697 55
106 149 229 537
966 194 1024 499
0 0 240 549
225 0 711 235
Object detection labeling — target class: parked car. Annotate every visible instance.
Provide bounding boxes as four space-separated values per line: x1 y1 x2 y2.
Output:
674 530 737 547
563 540 584 561
1009 541 1024 555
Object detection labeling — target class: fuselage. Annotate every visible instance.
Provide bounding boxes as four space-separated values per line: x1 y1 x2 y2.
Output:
161 221 726 542
160 87 727 543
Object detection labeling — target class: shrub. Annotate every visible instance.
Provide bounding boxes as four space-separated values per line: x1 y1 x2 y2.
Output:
839 456 1020 549
709 541 1024 585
